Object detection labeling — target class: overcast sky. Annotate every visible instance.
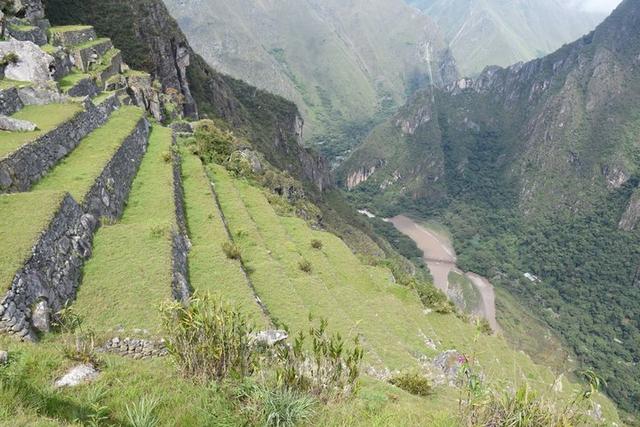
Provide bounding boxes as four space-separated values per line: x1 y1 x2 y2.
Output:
573 0 623 13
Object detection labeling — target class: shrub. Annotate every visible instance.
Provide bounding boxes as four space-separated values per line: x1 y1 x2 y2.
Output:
125 396 160 427
459 385 595 427
0 52 18 66
413 279 455 314
310 239 323 250
298 259 312 273
160 293 257 382
53 303 83 333
161 151 172 163
194 120 237 164
222 241 242 260
62 330 100 366
389 371 433 397
476 318 493 335
274 318 364 401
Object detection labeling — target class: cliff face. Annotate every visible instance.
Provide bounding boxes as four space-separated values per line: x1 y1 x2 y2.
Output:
162 0 458 146
44 0 331 192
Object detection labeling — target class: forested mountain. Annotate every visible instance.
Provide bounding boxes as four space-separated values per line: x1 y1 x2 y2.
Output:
342 0 640 416
161 0 458 160
407 0 607 76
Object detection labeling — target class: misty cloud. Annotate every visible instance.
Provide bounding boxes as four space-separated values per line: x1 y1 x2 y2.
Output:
571 0 622 13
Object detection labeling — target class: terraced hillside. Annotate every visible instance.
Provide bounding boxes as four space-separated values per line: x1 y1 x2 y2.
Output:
0 4 625 426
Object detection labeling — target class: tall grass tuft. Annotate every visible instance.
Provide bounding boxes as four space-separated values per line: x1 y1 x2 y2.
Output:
274 317 364 401
458 365 606 427
160 293 256 382
238 382 316 427
125 396 160 427
222 241 242 260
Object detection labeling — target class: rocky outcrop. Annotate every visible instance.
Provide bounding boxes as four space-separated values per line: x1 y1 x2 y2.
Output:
81 116 149 221
0 98 119 193
125 73 162 122
7 19 47 46
0 115 36 131
619 189 640 231
346 164 380 190
0 194 97 340
15 0 46 22
54 364 98 388
0 39 54 84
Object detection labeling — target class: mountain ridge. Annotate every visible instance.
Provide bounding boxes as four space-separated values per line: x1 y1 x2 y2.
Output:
408 0 608 76
342 0 640 416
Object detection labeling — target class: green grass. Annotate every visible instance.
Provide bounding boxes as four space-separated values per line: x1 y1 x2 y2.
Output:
208 166 621 422
0 79 31 90
33 106 144 202
89 48 120 75
59 71 92 92
91 91 115 105
180 152 266 324
0 103 84 158
48 25 93 33
70 37 111 51
0 192 66 289
40 44 58 55
73 126 174 333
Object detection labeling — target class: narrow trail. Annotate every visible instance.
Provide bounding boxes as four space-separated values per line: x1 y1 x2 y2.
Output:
388 215 500 332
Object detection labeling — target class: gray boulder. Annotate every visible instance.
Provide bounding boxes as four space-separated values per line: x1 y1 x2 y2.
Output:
251 330 288 347
0 350 8 365
54 364 99 388
0 115 37 132
0 40 54 84
31 299 50 333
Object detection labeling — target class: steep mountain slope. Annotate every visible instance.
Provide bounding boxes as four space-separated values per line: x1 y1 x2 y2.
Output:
161 0 457 160
44 0 332 193
408 0 607 76
0 0 627 424
342 0 640 417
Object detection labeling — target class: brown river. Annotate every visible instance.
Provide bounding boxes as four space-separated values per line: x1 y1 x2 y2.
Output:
388 215 500 332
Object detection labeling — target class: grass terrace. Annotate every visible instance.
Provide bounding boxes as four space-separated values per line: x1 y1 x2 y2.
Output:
0 191 66 289
208 165 312 330
58 72 92 93
73 126 174 333
33 106 144 202
71 37 111 51
48 25 93 34
0 79 31 90
0 103 84 158
181 151 266 324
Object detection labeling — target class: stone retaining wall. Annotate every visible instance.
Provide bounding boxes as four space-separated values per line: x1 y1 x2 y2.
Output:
0 194 97 340
50 27 97 48
0 87 24 116
82 117 150 221
102 337 168 359
0 98 119 193
171 135 191 303
67 78 100 98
